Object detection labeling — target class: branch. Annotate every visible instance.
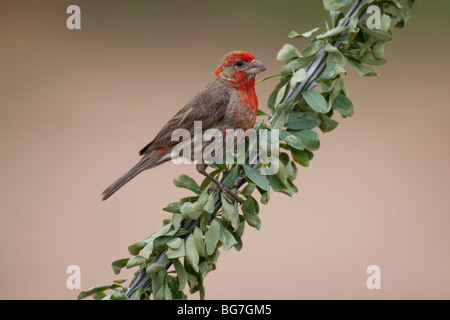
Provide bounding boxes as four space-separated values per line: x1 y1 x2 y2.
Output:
125 0 368 298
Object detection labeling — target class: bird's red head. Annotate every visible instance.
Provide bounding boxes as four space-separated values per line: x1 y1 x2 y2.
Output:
214 51 266 89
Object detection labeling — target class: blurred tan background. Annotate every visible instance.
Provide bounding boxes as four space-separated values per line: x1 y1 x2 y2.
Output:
1 0 449 299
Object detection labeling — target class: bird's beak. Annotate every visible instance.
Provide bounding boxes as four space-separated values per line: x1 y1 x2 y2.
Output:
247 59 266 74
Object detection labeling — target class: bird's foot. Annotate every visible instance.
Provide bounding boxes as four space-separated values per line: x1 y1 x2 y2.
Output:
208 183 242 204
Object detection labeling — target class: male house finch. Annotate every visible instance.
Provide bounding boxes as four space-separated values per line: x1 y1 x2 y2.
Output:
102 51 266 202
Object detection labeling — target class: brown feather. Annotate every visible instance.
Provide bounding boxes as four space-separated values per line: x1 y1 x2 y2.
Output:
139 78 233 156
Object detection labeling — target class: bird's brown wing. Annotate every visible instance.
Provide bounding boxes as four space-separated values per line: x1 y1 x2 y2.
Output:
139 80 232 156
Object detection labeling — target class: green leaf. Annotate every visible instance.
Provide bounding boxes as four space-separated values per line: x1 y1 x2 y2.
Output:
221 194 239 232
207 249 220 264
267 174 294 196
92 291 107 300
283 155 297 181
280 57 314 76
286 113 319 130
288 27 321 38
185 234 199 271
320 63 346 80
152 269 167 300
346 57 378 76
322 43 346 79
205 219 221 256
326 77 346 108
173 174 202 195
330 11 344 28
111 258 129 275
240 183 256 197
260 189 270 205
372 42 385 60
290 68 307 88
166 277 179 300
381 13 392 33
186 271 198 292
267 173 284 191
360 24 393 42
242 165 270 191
199 282 206 301
299 40 324 58
274 157 288 186
323 0 352 11
141 222 173 255
179 196 199 205
128 240 146 256
129 288 145 300
78 284 123 300
268 78 289 110
296 130 320 151
171 213 184 232
291 149 310 167
172 258 187 291
197 186 210 206
164 276 172 300
111 292 129 300
332 93 354 118
277 43 299 62
256 108 270 117
288 130 320 151
219 223 238 251
361 0 375 7
162 202 180 213
146 261 165 276
222 164 239 186
316 25 348 39
359 51 387 66
345 16 360 44
202 191 216 214
180 202 203 220
126 255 146 269
324 42 345 67
193 226 205 257
166 239 186 259
274 82 289 109
319 114 339 132
113 278 129 285
270 110 287 131
302 90 329 113
241 196 261 230
280 130 305 150
168 237 182 249
235 215 245 238
199 260 214 279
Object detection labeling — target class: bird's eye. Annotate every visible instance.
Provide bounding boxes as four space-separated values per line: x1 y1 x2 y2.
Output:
235 60 244 67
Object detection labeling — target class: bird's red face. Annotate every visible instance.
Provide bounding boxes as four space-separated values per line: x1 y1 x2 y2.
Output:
214 51 266 88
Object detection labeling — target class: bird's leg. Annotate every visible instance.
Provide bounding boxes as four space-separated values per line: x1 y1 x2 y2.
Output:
196 163 242 203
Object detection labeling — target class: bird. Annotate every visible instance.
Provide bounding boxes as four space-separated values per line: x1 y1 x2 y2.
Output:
102 51 266 202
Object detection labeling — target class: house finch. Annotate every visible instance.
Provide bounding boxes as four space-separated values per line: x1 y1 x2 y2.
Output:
102 51 266 202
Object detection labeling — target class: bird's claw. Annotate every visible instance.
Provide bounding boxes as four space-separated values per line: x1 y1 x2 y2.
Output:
208 184 242 204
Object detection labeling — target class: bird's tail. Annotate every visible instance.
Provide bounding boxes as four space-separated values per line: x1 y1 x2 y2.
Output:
102 154 166 201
